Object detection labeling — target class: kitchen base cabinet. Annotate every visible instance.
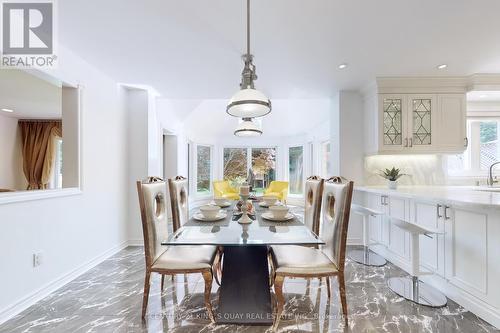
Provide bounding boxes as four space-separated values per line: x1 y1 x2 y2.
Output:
357 189 500 329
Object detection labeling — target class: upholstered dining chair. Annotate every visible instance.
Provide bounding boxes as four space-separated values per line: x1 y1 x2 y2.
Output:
269 176 354 330
169 175 223 286
213 180 240 200
264 181 289 203
268 176 324 286
136 177 218 322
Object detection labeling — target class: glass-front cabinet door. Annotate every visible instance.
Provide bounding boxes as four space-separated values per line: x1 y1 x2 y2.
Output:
407 94 436 151
379 94 407 151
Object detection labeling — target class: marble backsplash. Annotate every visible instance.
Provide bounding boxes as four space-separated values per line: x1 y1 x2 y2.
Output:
364 154 448 186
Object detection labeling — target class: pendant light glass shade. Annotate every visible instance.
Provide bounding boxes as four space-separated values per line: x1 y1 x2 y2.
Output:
227 88 271 118
234 118 262 137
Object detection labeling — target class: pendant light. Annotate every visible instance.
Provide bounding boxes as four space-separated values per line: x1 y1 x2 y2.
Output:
227 0 271 119
234 117 263 137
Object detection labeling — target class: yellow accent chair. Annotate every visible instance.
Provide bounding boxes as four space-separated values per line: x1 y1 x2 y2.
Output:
213 180 240 200
264 181 289 203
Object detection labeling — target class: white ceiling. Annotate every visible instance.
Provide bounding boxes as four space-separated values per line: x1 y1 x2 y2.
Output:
157 98 330 139
0 70 62 119
59 0 500 99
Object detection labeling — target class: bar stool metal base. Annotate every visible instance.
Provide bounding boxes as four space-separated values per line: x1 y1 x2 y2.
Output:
388 276 447 308
348 248 387 267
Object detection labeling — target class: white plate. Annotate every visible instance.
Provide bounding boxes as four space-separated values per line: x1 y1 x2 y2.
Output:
193 211 227 222
211 201 231 208
261 212 294 221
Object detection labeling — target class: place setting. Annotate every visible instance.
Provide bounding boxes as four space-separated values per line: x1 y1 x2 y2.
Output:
261 205 294 222
192 204 228 222
210 198 232 208
258 195 283 208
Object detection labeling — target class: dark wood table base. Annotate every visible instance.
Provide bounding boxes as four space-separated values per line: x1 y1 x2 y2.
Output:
216 245 274 325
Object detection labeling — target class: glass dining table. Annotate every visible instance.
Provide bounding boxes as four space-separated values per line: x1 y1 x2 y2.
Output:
162 202 324 325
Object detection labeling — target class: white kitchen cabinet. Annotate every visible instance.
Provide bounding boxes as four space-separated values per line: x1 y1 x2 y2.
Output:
410 200 446 277
376 93 466 154
378 94 408 151
444 207 489 300
436 94 467 151
385 195 410 261
365 193 385 245
356 187 500 327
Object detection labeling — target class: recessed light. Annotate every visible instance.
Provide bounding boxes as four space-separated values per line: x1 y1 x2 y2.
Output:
437 64 448 69
1 108 13 113
479 94 488 98
338 63 348 69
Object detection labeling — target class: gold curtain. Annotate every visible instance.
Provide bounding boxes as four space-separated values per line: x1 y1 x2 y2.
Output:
19 120 62 190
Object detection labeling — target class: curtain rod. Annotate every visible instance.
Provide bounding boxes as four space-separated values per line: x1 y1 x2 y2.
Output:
18 119 62 123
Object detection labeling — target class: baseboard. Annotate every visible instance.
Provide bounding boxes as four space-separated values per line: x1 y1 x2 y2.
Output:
0 240 129 325
128 239 144 246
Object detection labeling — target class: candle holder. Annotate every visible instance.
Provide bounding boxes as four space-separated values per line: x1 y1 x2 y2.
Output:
238 194 253 224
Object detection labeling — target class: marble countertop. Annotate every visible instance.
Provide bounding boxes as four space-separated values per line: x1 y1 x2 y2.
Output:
355 185 500 209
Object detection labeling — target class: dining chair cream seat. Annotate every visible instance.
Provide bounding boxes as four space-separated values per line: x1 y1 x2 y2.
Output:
269 176 354 330
137 177 218 322
271 245 337 275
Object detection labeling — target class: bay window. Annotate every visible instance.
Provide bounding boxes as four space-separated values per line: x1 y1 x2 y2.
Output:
196 145 212 194
223 147 276 193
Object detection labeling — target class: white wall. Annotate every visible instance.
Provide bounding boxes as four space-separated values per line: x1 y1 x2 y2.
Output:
0 115 25 190
0 46 129 323
126 89 150 245
331 91 365 244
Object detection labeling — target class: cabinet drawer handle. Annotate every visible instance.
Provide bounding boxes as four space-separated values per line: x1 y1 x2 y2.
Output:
424 233 434 239
409 138 413 147
444 206 450 220
464 137 468 148
436 204 442 218
404 138 408 147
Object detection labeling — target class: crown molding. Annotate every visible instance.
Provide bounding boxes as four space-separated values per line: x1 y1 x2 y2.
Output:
375 76 469 94
468 74 500 91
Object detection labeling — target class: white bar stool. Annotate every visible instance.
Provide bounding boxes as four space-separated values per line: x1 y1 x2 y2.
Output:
387 217 447 308
348 203 387 267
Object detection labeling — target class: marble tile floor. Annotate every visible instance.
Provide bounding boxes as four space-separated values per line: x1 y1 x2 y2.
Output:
1 245 498 333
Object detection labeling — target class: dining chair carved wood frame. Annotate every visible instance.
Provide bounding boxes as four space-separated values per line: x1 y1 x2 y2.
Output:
137 177 218 322
269 176 354 330
168 176 223 286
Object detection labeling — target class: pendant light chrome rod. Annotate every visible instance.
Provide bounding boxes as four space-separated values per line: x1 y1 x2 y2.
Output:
246 0 250 57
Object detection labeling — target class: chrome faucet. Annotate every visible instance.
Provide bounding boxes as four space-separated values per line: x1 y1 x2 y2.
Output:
487 161 500 186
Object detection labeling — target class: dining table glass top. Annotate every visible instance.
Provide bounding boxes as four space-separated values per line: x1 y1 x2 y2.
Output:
162 201 324 246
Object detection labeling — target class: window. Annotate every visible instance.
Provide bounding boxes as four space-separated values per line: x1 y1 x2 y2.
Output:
251 148 276 193
321 141 331 178
289 146 304 195
223 147 277 193
196 145 212 194
448 119 500 175
223 148 247 187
